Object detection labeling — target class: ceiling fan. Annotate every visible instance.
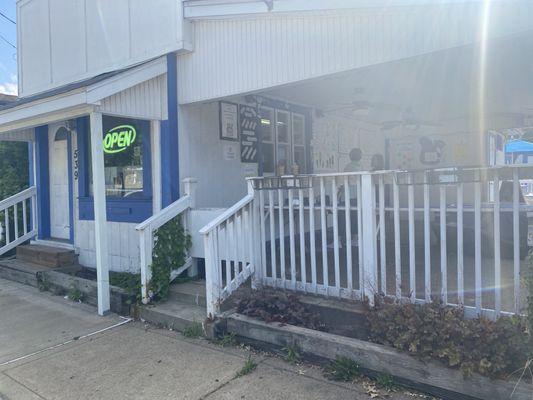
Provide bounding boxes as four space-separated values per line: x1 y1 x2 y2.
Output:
380 108 442 131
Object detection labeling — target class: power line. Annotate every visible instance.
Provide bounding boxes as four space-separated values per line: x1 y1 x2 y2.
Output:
0 11 15 25
0 33 15 49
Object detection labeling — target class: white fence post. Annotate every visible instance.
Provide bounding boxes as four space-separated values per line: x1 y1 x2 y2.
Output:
360 174 377 306
183 178 198 277
140 227 153 304
248 180 263 290
204 229 220 317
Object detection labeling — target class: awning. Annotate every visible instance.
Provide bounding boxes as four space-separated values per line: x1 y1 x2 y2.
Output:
0 56 167 135
505 140 533 154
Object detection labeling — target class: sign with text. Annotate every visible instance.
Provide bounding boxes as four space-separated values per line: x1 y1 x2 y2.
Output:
239 105 258 163
103 125 137 154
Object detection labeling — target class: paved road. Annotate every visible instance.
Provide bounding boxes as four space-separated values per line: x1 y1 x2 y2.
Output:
0 278 433 400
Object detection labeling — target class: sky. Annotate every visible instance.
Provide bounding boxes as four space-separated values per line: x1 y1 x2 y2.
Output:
0 0 17 95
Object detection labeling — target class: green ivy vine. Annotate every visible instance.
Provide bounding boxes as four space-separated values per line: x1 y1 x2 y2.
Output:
148 216 192 301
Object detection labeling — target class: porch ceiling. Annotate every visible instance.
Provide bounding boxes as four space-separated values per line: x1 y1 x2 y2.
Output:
262 30 533 132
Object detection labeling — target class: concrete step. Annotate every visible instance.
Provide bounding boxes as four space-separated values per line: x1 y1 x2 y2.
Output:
168 280 206 307
0 259 48 287
140 300 206 333
16 244 78 268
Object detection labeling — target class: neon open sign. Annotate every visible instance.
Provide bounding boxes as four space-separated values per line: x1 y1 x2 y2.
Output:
103 125 137 154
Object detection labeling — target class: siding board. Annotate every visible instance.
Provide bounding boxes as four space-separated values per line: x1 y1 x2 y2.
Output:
178 3 533 104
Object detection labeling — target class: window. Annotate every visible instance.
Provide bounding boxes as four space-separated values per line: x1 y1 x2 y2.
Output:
78 115 153 223
87 116 150 198
292 112 306 174
258 105 308 175
259 107 275 174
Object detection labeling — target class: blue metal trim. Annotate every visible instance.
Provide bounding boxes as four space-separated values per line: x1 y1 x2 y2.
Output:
76 116 89 198
161 53 180 207
28 142 34 231
35 125 50 239
78 197 152 223
66 130 74 243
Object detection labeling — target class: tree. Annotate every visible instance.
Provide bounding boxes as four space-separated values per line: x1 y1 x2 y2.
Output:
0 141 29 199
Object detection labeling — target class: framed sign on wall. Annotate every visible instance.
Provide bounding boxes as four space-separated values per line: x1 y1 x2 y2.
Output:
239 104 259 163
219 101 239 141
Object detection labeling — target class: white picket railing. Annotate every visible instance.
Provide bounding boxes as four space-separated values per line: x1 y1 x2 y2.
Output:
200 184 259 317
203 165 531 319
135 178 196 304
0 186 38 257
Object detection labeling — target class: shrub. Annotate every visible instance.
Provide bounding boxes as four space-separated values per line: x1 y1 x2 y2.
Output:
109 271 141 305
149 216 191 301
365 297 529 379
236 290 327 331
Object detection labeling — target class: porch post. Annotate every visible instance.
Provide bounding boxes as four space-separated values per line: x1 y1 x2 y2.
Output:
361 173 377 306
89 112 110 315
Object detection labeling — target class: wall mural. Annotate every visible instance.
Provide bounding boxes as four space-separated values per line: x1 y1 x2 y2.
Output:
388 133 475 170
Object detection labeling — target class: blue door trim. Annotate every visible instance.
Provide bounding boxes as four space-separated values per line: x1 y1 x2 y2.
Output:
28 142 34 231
35 125 50 239
66 130 74 243
161 52 180 207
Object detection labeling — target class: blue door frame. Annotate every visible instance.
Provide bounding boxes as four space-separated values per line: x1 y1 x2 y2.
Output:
35 124 75 243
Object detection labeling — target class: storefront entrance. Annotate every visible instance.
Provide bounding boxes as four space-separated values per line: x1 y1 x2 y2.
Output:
49 124 71 240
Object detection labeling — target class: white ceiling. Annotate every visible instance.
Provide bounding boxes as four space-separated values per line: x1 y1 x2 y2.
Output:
263 30 533 131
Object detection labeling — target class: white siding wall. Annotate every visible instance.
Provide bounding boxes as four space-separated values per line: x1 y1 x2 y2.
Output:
0 129 34 142
178 2 533 104
17 0 186 97
76 220 139 273
99 75 168 120
179 101 252 208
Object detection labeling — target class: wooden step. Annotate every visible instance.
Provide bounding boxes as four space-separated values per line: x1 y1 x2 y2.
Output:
0 259 49 287
140 300 206 333
168 280 206 307
16 244 77 268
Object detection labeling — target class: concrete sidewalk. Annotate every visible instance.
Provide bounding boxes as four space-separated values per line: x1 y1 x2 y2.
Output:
0 278 433 400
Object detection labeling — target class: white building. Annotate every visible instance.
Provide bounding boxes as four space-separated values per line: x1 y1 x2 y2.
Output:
0 0 532 317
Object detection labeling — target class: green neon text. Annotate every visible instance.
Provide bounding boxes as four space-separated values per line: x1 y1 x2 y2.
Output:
103 125 137 154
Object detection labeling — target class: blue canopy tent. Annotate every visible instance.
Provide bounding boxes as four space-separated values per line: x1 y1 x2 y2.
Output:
505 139 533 164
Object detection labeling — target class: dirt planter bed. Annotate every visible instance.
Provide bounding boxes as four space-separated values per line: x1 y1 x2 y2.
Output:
38 270 133 315
224 313 532 400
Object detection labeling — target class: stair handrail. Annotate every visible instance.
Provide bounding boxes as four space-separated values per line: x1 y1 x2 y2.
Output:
0 186 38 257
200 187 258 317
135 178 197 304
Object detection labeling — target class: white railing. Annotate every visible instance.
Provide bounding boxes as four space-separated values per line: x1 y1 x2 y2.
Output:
135 178 197 304
200 183 259 317
0 186 38 257
211 165 529 320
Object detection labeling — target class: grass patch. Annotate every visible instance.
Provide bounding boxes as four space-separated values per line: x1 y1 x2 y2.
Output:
215 332 237 347
323 357 360 382
235 355 257 378
282 344 301 364
375 373 395 390
182 322 203 338
67 285 85 302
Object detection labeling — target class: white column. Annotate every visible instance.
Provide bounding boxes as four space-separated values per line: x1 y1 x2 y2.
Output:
90 112 110 315
183 178 198 278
